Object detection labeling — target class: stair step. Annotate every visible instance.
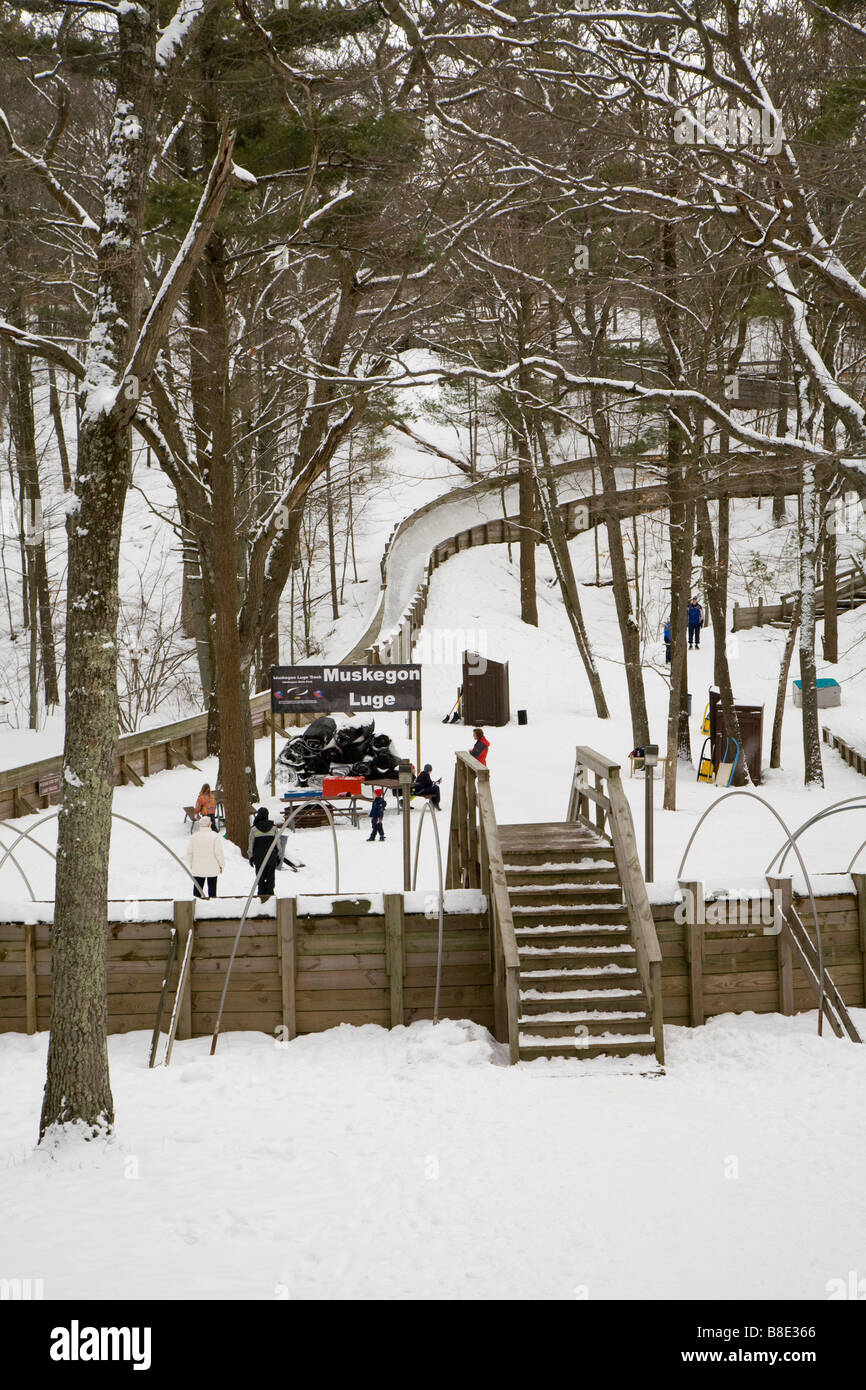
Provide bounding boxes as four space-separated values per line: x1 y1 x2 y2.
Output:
521 964 638 984
519 989 646 1011
518 938 633 956
513 906 630 927
518 1014 650 1035
504 862 620 885
516 927 631 953
519 1034 657 1060
508 884 624 906
499 827 617 866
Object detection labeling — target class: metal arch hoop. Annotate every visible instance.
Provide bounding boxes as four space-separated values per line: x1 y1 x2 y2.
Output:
846 834 866 874
411 799 446 1022
210 832 283 1054
0 809 201 891
211 804 341 1054
765 797 866 876
0 827 41 900
282 801 340 894
676 790 826 1036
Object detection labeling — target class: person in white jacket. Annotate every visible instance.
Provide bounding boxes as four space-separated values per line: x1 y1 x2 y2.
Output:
186 816 226 899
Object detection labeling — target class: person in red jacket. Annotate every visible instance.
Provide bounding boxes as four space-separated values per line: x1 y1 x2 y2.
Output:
470 728 490 765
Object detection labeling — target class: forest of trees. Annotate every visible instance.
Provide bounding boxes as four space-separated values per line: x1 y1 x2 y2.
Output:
3 0 866 1136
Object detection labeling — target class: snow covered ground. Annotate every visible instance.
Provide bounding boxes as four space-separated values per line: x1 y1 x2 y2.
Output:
1 1010 864 1300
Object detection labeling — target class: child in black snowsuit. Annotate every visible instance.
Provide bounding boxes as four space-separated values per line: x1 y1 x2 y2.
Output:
368 789 386 841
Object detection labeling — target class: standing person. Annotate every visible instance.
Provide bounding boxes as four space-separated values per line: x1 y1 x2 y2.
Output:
663 618 671 664
368 788 386 841
248 807 279 901
186 816 225 899
687 597 704 650
470 728 490 765
194 782 217 828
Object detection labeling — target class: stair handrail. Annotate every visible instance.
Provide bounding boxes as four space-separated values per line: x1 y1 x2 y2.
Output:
447 752 519 1062
768 876 862 1043
568 747 665 1065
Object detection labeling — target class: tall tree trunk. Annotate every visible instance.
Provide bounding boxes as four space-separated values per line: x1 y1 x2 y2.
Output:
41 0 159 1139
516 294 538 626
696 493 748 784
770 599 801 769
205 234 254 849
48 364 73 494
8 329 60 707
799 457 824 786
534 421 609 717
591 396 649 745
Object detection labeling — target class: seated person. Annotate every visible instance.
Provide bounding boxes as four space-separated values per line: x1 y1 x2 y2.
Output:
194 782 217 828
412 764 441 808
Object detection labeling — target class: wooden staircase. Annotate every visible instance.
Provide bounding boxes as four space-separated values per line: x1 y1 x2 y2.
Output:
500 822 658 1063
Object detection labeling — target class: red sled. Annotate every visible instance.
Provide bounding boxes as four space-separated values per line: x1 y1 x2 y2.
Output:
322 776 364 798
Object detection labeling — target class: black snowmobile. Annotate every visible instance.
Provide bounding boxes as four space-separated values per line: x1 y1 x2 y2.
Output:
275 717 389 787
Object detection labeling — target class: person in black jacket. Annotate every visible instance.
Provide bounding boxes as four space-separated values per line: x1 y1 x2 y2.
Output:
412 764 441 809
248 807 279 900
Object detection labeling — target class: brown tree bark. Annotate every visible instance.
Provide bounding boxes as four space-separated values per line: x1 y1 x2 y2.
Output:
770 598 800 769
41 0 160 1139
594 430 649 746
534 421 609 718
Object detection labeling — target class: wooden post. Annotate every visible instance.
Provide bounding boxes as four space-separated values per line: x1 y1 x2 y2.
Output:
384 893 405 1028
276 896 297 1040
446 761 463 888
24 923 37 1035
270 714 276 797
679 879 704 1026
768 876 794 1015
173 899 195 1040
852 873 866 1006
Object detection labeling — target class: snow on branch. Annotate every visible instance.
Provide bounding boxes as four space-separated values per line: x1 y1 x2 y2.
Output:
0 320 84 379
0 108 99 236
155 0 211 75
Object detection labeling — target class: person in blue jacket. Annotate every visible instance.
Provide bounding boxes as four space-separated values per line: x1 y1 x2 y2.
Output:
663 618 671 664
368 788 386 841
687 597 704 650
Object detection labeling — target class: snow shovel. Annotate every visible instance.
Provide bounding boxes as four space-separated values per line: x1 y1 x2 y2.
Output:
442 690 462 723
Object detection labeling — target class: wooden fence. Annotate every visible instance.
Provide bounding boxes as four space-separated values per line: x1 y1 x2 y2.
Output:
652 883 866 1024
3 882 864 1042
732 563 866 631
822 726 866 778
0 695 292 825
0 894 493 1039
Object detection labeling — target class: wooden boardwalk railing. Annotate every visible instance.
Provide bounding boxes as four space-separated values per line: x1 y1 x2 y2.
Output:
567 747 665 1065
446 752 520 1062
733 561 866 631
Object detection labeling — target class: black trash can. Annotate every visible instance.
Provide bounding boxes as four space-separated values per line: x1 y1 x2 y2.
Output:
517 709 528 725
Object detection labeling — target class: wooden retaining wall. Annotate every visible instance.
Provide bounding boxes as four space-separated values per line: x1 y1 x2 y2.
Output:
822 726 866 779
0 895 494 1040
652 887 866 1025
0 696 293 825
3 888 863 1043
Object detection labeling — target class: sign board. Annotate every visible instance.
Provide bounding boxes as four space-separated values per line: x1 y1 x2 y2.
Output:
38 773 61 797
270 664 422 714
